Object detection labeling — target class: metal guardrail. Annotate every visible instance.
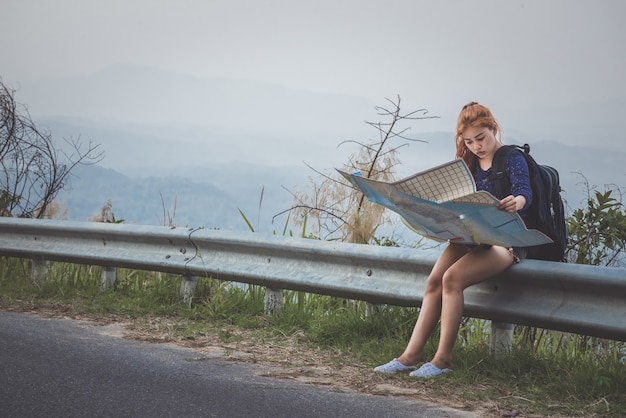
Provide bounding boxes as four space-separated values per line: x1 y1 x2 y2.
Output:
0 217 625 341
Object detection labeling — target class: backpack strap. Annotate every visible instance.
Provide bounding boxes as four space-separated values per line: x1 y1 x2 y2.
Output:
489 144 532 199
489 145 516 199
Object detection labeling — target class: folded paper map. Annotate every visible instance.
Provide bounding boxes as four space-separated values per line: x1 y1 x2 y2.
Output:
339 159 552 248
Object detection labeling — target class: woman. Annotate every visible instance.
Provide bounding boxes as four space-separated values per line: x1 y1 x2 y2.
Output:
374 102 532 378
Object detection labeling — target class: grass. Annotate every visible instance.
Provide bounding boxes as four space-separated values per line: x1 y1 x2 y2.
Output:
1 256 624 417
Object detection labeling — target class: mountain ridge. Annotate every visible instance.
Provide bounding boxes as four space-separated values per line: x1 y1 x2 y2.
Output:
8 63 624 235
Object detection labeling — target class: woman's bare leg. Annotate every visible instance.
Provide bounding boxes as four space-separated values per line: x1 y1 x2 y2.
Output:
396 243 469 366
430 245 515 369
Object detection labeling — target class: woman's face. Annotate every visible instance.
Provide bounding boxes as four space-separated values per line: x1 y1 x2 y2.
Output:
461 126 500 162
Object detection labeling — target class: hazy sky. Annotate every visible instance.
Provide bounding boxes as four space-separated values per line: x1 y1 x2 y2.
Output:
1 0 625 182
2 0 624 228
3 0 625 114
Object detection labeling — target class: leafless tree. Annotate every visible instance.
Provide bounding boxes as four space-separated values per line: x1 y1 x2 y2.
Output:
278 95 438 243
0 80 103 218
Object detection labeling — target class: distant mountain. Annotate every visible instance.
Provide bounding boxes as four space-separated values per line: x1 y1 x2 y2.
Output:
12 63 625 235
500 140 626 210
57 163 303 233
503 97 626 151
18 63 376 138
55 128 626 236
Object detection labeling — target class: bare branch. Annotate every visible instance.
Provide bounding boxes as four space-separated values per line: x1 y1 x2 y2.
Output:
279 95 437 243
0 79 103 219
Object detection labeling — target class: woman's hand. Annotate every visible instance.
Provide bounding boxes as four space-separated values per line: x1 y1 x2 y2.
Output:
497 195 526 213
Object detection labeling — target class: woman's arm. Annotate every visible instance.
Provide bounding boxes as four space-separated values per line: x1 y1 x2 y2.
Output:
498 150 532 213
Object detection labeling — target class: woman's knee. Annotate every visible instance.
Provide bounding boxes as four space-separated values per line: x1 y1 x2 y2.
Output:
440 269 464 293
424 275 443 294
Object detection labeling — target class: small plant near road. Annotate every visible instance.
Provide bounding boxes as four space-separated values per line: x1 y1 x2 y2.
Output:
566 185 626 267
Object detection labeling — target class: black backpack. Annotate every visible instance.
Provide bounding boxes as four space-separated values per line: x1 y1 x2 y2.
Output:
490 144 567 261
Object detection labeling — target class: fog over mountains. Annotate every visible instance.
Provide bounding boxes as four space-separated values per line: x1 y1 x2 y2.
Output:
12 64 625 236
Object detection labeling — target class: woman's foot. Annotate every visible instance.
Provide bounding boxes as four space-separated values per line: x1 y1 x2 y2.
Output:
409 362 452 378
373 358 417 373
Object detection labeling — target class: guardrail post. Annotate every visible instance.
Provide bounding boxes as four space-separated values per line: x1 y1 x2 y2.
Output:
264 288 283 315
101 266 117 290
181 274 198 304
490 321 513 358
30 258 46 283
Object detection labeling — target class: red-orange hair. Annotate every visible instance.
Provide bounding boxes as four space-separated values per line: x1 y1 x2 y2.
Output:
455 102 502 170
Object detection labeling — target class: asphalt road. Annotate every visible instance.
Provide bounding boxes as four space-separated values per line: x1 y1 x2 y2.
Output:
0 312 477 418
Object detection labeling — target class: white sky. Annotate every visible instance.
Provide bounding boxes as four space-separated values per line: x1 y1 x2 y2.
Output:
1 0 625 151
2 0 625 226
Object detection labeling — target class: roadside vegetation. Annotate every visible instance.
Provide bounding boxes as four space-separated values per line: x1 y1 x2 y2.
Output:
0 256 624 417
1 92 625 416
